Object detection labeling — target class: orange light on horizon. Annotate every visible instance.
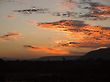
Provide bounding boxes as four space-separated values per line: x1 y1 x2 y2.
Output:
24 45 70 55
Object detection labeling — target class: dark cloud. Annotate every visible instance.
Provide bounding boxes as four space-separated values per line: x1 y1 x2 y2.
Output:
52 11 76 17
14 7 49 15
24 45 70 55
78 0 110 20
0 32 22 41
38 20 87 28
12 0 110 20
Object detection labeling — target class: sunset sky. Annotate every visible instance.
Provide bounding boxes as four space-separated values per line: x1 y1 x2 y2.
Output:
0 0 110 60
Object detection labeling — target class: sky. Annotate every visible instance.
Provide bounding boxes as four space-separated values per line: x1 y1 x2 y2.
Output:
0 0 110 60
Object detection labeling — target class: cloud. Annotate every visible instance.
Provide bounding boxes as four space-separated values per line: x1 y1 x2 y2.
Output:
38 20 110 48
95 47 108 50
14 7 49 15
78 1 110 20
58 0 110 19
12 0 110 20
52 11 76 17
0 32 23 41
96 5 110 11
6 14 16 19
24 45 69 55
38 20 87 28
94 5 110 17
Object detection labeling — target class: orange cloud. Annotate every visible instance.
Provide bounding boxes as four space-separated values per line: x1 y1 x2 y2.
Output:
38 20 110 48
0 32 22 41
38 20 86 29
93 5 110 17
96 5 110 11
24 45 69 55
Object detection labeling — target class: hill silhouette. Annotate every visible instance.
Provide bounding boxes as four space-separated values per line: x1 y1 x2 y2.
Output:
81 47 110 60
34 56 79 61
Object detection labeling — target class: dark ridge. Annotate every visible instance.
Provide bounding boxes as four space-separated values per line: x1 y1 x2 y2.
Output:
80 47 110 60
0 58 4 62
34 56 79 61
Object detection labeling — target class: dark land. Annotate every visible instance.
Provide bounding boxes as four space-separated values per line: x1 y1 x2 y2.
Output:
0 48 110 82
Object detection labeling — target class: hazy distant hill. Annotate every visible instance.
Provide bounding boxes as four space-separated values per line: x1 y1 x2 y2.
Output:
32 56 79 61
81 48 110 60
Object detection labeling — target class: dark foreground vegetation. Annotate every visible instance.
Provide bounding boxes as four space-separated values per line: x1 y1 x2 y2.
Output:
0 48 110 82
0 60 110 82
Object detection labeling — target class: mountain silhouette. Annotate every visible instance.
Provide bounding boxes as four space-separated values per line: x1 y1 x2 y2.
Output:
81 47 110 60
32 56 79 61
0 58 4 62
